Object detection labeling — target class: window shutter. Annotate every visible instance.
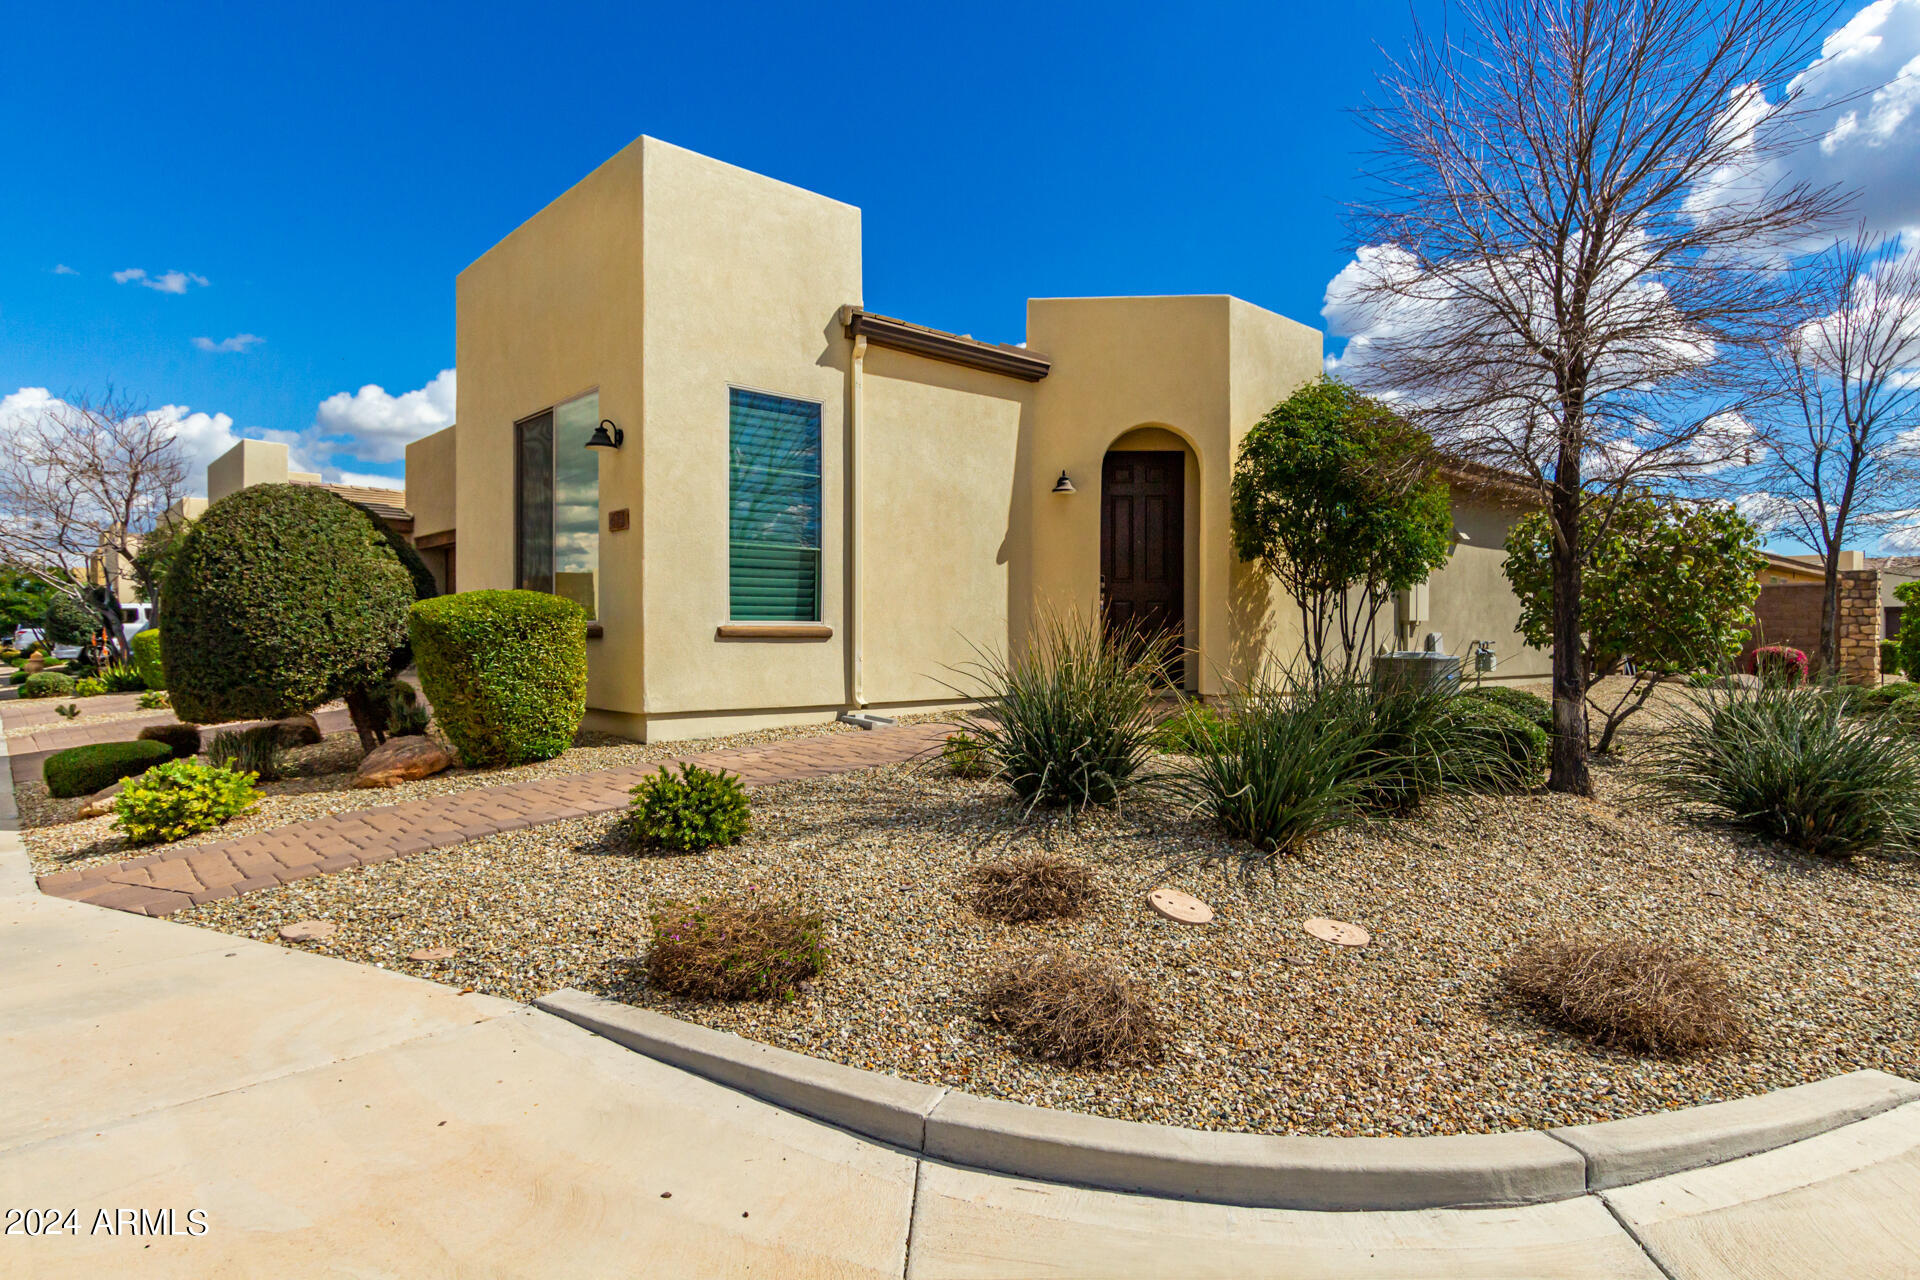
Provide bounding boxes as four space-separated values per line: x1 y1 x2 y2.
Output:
729 389 821 621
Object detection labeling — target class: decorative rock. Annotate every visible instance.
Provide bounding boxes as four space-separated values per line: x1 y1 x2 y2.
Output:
1304 917 1370 947
408 947 456 961
76 780 126 819
353 735 452 788
279 919 337 942
1147 886 1215 925
273 713 323 748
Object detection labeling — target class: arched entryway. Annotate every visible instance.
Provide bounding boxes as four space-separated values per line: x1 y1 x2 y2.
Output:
1100 428 1197 686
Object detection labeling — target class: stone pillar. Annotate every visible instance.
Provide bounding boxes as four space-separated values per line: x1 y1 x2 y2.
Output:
1835 569 1885 685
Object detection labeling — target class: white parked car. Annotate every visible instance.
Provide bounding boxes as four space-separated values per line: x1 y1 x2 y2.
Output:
7 627 81 660
118 602 154 642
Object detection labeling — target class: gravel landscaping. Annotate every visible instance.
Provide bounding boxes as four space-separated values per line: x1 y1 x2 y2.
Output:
15 713 954 878
176 721 1920 1138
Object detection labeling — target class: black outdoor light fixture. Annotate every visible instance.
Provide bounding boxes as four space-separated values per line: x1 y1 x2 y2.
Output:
1051 470 1076 494
585 418 624 449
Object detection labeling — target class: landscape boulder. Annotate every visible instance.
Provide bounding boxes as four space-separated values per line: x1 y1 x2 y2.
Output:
273 713 323 749
77 780 126 819
353 736 452 788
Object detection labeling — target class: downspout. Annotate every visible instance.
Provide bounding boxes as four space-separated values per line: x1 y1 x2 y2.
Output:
848 326 867 709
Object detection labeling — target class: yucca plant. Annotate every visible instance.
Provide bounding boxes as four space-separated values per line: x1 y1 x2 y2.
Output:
1640 679 1920 859
953 610 1171 810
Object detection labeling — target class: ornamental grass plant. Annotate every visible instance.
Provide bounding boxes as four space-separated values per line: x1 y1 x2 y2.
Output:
1502 933 1745 1056
645 898 826 1001
980 952 1165 1067
1640 678 1920 859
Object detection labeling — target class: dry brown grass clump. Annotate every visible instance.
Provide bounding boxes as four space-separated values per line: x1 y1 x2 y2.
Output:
981 952 1165 1067
645 898 827 1001
1501 933 1745 1056
968 852 1098 922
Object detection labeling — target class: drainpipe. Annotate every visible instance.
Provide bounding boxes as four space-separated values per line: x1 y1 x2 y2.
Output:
848 324 867 709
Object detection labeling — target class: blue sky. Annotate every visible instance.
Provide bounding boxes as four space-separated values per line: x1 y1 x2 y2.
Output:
4 0 1917 547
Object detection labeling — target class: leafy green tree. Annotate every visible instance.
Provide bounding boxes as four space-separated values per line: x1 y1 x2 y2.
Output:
0 568 54 635
42 590 104 647
1505 492 1763 752
164 485 436 751
1232 379 1455 677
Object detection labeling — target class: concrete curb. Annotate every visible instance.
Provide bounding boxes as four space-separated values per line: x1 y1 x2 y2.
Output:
536 988 1920 1212
1551 1068 1920 1190
0 725 36 896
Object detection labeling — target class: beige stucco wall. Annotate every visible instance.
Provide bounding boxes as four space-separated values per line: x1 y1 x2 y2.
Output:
403 426 457 538
1425 492 1552 681
455 137 648 720
207 439 293 503
858 346 1028 704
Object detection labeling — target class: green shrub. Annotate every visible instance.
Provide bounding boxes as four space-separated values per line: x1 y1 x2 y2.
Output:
162 484 433 731
1441 697 1547 792
137 689 170 711
953 610 1170 810
384 680 430 736
1894 582 1920 679
942 730 993 778
54 703 78 719
1640 681 1920 859
1351 678 1461 814
408 590 586 767
628 763 751 852
646 898 827 1000
21 671 75 699
43 739 171 799
1154 702 1236 754
1886 639 1905 676
136 722 201 760
1464 684 1553 733
42 592 101 647
99 663 145 693
208 725 283 782
1174 671 1373 861
73 677 106 698
113 759 259 845
130 629 164 689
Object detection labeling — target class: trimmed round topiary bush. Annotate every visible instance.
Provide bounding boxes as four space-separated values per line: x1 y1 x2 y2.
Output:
130 628 164 690
162 484 435 747
112 759 260 845
21 671 75 699
43 739 172 799
628 763 751 852
136 722 202 760
409 590 586 767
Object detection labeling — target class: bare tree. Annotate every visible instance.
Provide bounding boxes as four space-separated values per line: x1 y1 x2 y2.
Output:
0 389 189 658
1339 0 1847 793
1744 230 1920 669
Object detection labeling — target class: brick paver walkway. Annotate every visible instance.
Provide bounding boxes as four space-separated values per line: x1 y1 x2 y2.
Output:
36 721 953 917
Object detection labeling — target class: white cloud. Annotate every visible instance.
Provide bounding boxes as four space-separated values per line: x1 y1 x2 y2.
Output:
51 264 76 276
310 368 455 464
112 267 209 294
331 470 406 491
191 333 264 354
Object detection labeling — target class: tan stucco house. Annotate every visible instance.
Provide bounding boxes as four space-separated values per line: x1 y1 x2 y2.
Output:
420 136 1547 742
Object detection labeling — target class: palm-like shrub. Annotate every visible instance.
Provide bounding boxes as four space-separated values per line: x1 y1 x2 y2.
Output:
1641 681 1920 858
954 611 1170 810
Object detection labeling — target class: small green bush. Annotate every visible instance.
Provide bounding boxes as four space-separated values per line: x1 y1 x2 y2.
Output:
1464 685 1553 733
208 725 283 781
628 763 752 852
1641 681 1920 858
409 590 586 767
136 722 202 760
99 663 145 693
942 730 993 778
137 689 170 711
73 676 106 698
130 629 164 689
113 759 259 845
1442 697 1548 793
21 671 75 699
1885 639 1904 676
43 739 171 799
1154 702 1236 754
953 610 1171 810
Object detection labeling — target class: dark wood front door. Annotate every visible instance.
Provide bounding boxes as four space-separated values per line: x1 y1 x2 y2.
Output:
1100 450 1185 659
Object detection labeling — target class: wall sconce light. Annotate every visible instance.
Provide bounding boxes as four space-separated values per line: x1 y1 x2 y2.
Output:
586 419 624 450
1051 470 1076 494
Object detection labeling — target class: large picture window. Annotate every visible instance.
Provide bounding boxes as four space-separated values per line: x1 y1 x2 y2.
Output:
514 391 600 619
728 388 821 622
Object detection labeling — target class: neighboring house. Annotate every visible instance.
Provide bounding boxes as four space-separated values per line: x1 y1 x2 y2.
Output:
413 135 1550 743
1867 556 1918 640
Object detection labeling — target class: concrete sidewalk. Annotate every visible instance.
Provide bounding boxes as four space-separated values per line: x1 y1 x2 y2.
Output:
4 747 1919 1274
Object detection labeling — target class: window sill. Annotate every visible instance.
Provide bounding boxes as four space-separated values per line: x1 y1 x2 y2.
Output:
715 623 832 640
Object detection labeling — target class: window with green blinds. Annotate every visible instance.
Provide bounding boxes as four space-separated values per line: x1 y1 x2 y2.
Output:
729 388 821 621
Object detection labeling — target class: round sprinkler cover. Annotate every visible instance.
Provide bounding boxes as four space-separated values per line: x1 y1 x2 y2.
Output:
1304 917 1370 947
278 919 337 942
1147 886 1215 924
